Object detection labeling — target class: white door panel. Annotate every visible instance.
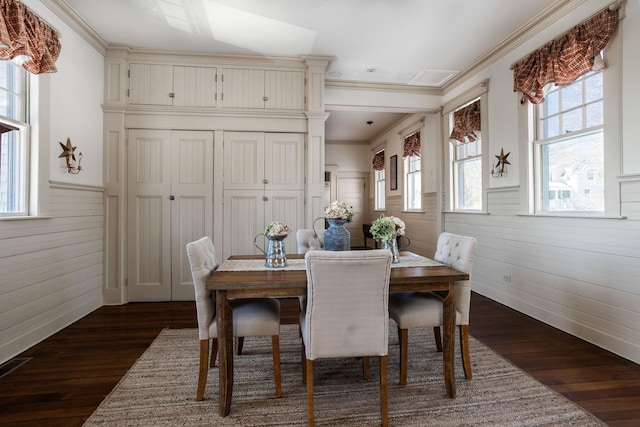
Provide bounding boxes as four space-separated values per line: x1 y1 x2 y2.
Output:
128 130 214 302
128 130 172 301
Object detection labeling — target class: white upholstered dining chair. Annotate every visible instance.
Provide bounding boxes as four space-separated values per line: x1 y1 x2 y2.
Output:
296 228 325 253
300 250 393 427
186 236 283 401
388 232 477 385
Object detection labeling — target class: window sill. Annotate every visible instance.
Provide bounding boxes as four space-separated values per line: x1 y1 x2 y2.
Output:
0 215 52 221
518 213 627 220
401 210 425 214
443 210 489 215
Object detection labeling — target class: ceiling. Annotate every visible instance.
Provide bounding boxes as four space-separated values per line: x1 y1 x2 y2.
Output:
56 0 561 141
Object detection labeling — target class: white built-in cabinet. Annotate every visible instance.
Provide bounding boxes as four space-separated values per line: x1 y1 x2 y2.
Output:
127 129 214 301
223 132 305 257
128 63 305 110
222 68 305 109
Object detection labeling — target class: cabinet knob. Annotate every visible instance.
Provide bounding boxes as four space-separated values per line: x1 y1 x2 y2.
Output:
263 196 268 201
169 92 175 98
262 179 268 184
169 195 175 200
263 96 269 102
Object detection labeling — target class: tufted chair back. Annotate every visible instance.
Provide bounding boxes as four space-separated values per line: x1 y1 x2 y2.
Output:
186 236 219 340
301 249 392 360
296 229 325 254
433 232 477 324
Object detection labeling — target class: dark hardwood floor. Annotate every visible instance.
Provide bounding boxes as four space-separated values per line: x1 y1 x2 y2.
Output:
1 294 639 426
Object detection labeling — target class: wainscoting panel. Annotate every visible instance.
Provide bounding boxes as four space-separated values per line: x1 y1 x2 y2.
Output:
0 183 104 365
446 183 640 364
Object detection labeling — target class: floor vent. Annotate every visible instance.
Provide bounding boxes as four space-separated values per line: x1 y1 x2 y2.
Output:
0 357 32 379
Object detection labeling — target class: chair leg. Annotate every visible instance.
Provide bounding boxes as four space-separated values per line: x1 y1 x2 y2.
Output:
306 358 314 427
237 337 244 355
363 356 370 379
301 340 307 384
271 335 283 397
209 338 218 367
399 328 408 386
433 326 443 352
460 325 472 379
380 355 389 427
197 339 209 401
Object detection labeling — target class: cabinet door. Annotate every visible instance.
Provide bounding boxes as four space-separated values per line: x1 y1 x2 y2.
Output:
173 66 217 107
223 132 265 190
265 133 305 190
222 68 265 109
127 129 172 301
265 190 305 255
264 70 305 110
170 131 214 301
129 63 173 105
223 190 265 257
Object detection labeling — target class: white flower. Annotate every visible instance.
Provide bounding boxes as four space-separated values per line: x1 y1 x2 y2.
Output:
389 216 406 236
324 200 354 222
264 221 291 237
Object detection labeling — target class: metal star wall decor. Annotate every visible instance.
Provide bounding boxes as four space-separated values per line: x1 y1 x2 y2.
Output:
496 148 510 168
491 148 511 177
58 137 77 161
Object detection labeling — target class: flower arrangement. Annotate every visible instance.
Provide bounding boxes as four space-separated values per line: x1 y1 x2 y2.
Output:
264 221 291 237
370 215 406 243
324 200 354 222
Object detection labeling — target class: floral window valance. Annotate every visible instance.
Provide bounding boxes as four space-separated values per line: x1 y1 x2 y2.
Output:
0 0 61 74
512 6 618 104
403 131 420 158
372 150 385 171
449 100 480 143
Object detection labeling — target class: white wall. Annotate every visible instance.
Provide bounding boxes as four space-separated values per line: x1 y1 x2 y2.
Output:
0 1 105 364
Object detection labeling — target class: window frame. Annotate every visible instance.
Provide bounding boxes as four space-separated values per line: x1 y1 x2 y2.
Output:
442 81 489 213
403 152 421 211
520 35 622 218
374 166 385 211
0 62 30 217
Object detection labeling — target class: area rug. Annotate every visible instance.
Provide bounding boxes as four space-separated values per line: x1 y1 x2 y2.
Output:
84 325 605 426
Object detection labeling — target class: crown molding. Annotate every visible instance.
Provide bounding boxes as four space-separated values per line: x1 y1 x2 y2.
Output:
41 0 108 55
443 0 587 93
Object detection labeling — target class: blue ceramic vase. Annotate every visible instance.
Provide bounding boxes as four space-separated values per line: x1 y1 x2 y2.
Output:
323 218 350 251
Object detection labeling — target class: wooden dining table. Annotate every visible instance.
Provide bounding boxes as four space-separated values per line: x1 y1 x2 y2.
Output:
206 252 469 417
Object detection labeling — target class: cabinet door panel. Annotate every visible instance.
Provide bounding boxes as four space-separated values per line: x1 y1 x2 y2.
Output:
171 131 214 301
265 70 305 110
265 190 304 255
127 130 172 301
223 132 265 189
223 191 265 257
173 66 217 107
265 133 304 190
222 68 264 109
129 64 173 105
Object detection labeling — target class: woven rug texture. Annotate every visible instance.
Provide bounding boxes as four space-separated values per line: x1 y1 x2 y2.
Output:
84 324 605 426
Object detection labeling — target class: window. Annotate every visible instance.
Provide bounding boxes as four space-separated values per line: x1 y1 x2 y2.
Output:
372 149 385 210
448 99 482 211
534 72 604 213
0 61 29 216
403 132 421 211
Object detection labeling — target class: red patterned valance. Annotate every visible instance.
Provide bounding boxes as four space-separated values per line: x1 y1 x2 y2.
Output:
0 0 61 74
450 100 480 143
372 150 385 171
512 6 618 104
403 131 420 158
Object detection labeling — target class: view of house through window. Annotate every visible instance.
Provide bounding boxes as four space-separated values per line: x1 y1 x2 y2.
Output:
0 61 28 216
535 72 604 213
